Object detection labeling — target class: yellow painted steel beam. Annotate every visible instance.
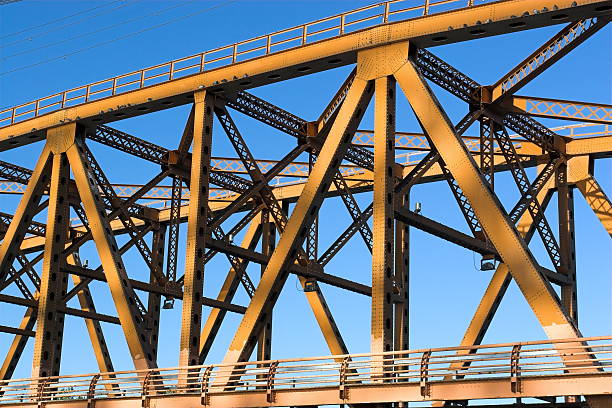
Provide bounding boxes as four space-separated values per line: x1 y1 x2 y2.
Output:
576 175 612 236
371 75 396 364
66 132 156 371
0 308 36 382
146 226 166 361
490 18 608 102
569 156 612 236
395 58 610 406
32 136 71 378
179 90 215 368
0 0 607 150
67 254 116 374
0 147 51 282
217 76 373 376
256 213 274 362
507 96 612 124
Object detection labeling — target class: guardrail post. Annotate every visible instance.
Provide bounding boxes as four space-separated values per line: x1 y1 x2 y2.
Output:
266 35 272 54
302 25 308 45
10 107 16 124
340 15 346 34
423 0 430 15
383 2 390 23
232 44 238 64
36 378 48 408
200 53 206 72
141 371 152 408
266 361 279 403
200 366 213 406
420 350 431 397
111 78 117 95
339 356 349 401
87 374 100 408
510 345 522 393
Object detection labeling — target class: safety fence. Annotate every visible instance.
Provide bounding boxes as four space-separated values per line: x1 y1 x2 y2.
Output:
0 0 495 128
1 335 610 405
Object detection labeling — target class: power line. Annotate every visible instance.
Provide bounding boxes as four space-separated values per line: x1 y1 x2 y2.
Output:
1 0 198 60
0 0 124 39
0 1 236 77
2 0 205 60
1 0 137 49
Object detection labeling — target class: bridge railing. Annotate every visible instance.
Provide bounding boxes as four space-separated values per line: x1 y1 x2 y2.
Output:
0 0 494 129
1 335 611 405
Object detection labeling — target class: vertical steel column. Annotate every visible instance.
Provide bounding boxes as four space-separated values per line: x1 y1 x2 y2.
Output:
394 191 409 352
179 90 214 368
258 210 275 362
147 225 167 361
557 163 578 323
306 153 318 261
372 76 396 374
479 117 495 190
166 176 182 290
32 130 71 378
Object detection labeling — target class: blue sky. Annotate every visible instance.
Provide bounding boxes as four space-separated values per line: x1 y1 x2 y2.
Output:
0 0 610 384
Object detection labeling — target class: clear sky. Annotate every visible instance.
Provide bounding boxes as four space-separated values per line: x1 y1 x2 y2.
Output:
0 0 610 387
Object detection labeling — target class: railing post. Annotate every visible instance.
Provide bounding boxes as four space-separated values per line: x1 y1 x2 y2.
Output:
383 2 390 23
339 356 349 400
510 344 522 393
420 350 431 397
35 100 40 116
200 53 206 72
10 107 16 124
169 62 175 80
468 0 474 5
302 25 308 45
141 371 152 408
340 14 346 34
266 35 272 54
200 366 213 406
87 374 100 408
232 43 238 64
423 0 430 15
111 78 117 96
61 91 67 108
36 378 48 408
266 361 279 403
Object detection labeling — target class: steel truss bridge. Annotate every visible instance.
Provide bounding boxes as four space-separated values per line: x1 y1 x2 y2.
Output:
0 0 611 406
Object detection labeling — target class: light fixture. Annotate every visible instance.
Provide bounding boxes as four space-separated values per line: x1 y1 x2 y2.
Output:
163 297 175 309
303 279 318 292
480 255 496 271
414 202 422 214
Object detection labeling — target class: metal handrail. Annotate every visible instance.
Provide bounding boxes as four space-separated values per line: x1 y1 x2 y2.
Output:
0 0 494 128
0 336 610 404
